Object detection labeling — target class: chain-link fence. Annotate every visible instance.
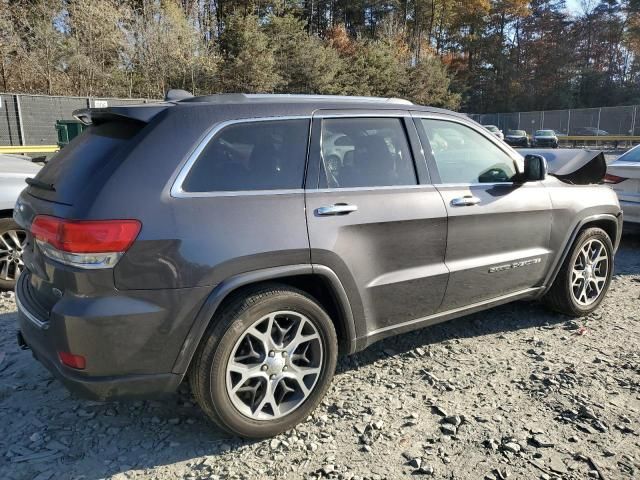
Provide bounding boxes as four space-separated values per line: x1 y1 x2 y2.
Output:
0 93 155 146
469 105 640 137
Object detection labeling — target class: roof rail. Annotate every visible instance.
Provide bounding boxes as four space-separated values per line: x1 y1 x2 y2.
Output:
178 93 413 105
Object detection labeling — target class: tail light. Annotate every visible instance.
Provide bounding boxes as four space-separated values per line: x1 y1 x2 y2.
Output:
30 215 141 269
603 174 627 184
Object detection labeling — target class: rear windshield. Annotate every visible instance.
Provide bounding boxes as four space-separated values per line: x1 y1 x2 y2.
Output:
508 130 526 136
535 130 555 136
618 146 640 162
29 122 142 205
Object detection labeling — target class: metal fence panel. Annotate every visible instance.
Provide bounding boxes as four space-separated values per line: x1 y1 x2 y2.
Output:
0 93 154 147
569 108 601 135
541 110 569 135
598 105 634 135
519 111 543 135
19 95 88 145
468 104 640 139
0 95 21 146
500 113 520 132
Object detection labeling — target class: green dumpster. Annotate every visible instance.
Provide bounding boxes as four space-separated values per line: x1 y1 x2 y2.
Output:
55 119 87 148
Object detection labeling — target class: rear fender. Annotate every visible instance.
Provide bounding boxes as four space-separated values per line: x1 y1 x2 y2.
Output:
171 264 357 374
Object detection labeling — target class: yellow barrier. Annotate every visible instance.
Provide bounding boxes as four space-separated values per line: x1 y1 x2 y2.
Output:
0 145 59 154
561 135 640 141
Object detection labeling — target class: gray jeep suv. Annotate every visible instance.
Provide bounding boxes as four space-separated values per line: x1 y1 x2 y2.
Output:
14 94 622 438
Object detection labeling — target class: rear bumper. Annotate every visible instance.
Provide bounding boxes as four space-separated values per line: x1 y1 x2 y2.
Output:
15 272 184 400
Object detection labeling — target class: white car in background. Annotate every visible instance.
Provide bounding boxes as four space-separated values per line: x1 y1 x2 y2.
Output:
605 145 640 224
483 125 504 140
0 154 42 288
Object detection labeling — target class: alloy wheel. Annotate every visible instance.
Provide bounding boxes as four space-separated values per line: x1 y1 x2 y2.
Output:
571 238 609 306
225 311 323 421
0 229 26 282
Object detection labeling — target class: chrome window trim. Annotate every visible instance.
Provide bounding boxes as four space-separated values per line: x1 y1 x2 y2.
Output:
170 116 312 198
307 184 436 194
432 182 527 188
313 111 412 119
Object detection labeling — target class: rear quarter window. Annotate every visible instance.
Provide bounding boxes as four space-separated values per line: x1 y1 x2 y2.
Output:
181 119 310 192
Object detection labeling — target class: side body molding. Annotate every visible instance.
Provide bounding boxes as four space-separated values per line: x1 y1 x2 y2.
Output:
171 264 358 374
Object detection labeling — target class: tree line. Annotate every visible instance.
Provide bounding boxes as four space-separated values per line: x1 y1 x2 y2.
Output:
1 0 639 113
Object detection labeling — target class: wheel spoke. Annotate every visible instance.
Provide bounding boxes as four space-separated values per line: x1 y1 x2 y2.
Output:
571 238 609 306
7 230 21 249
226 310 323 421
0 235 12 251
0 260 8 280
285 320 320 356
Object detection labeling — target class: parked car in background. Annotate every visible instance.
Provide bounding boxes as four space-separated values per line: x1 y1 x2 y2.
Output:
574 127 609 136
14 94 621 439
532 130 559 148
605 145 640 224
504 130 529 147
483 124 504 140
0 154 42 289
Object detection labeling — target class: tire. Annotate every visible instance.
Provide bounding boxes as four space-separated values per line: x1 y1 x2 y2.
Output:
542 227 613 316
0 217 27 290
189 284 338 438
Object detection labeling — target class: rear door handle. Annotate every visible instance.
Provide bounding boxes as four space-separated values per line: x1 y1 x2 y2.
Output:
315 203 358 216
450 195 481 207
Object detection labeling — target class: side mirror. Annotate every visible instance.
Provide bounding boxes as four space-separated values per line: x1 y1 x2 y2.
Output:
523 154 547 181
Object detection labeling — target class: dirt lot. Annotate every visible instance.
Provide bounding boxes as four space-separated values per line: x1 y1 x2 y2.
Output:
1 231 638 480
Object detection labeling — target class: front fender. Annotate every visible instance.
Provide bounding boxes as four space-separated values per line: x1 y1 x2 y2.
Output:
540 212 622 296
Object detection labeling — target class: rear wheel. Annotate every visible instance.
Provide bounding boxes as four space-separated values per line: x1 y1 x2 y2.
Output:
0 217 26 290
189 284 338 438
542 227 613 316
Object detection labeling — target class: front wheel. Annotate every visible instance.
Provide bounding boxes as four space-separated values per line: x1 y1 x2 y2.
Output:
189 284 338 438
542 227 613 316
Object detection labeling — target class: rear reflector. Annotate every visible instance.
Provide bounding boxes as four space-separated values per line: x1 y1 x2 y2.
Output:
603 174 627 184
58 351 86 370
31 216 141 253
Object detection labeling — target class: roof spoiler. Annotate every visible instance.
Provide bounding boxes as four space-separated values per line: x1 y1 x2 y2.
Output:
520 148 607 185
73 104 170 125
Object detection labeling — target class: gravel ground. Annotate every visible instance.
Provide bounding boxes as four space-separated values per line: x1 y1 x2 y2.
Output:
1 231 638 480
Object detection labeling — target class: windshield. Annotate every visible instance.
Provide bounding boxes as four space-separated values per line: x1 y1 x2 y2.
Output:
617 146 640 163
484 125 498 132
508 130 526 136
535 130 555 137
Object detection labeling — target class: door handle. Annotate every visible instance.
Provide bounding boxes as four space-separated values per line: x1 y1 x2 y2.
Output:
315 203 358 216
450 195 481 207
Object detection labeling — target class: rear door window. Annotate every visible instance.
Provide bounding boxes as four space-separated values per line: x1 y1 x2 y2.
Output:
319 117 417 188
182 119 310 192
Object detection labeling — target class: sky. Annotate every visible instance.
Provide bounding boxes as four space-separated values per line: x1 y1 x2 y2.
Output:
566 0 582 13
